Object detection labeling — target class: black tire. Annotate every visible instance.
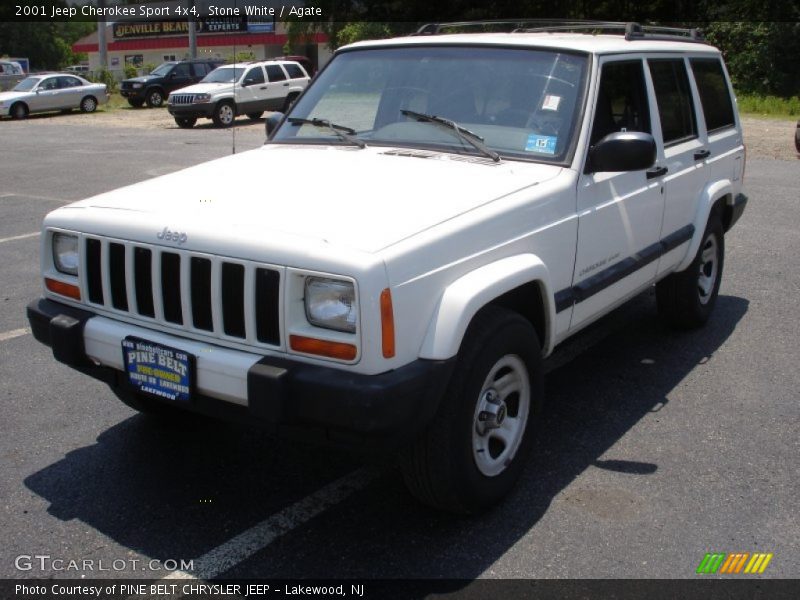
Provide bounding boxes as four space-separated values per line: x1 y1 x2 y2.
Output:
212 101 236 127
656 212 725 329
128 98 145 108
246 111 263 120
79 95 98 113
145 88 165 108
282 92 299 113
10 102 28 120
400 306 543 513
174 116 197 129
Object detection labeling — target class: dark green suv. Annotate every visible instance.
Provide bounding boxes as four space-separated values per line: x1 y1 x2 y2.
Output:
120 59 224 108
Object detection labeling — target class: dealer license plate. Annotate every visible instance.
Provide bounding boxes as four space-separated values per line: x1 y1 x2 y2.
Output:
121 337 194 402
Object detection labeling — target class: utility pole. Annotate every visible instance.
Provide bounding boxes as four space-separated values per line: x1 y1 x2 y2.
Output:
97 0 107 70
188 0 197 58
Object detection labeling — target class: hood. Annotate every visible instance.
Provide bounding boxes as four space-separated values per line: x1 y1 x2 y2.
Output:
124 75 157 84
63 145 562 254
169 82 237 95
0 90 30 102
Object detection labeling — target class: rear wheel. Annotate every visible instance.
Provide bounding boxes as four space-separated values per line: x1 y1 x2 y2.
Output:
282 92 299 113
174 116 197 129
657 213 724 329
246 111 263 120
400 306 543 513
80 96 98 113
145 88 164 108
212 101 235 127
10 102 28 120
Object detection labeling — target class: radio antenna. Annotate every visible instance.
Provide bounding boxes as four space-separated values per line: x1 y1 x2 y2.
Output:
231 0 237 154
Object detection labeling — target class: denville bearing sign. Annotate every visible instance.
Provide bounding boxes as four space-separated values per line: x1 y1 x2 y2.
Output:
112 17 274 39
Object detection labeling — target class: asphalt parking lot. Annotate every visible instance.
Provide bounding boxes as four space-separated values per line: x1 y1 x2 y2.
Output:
0 114 798 588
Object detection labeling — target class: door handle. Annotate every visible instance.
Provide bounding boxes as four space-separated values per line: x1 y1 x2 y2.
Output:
283 83 289 86
694 149 711 160
646 166 668 179
259 86 267 90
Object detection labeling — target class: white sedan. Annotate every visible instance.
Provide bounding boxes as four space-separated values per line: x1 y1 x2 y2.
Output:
0 73 108 119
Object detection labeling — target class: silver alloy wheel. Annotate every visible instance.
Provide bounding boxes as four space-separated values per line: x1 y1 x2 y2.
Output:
148 90 163 106
472 354 531 477
81 97 97 112
697 233 719 305
217 104 234 126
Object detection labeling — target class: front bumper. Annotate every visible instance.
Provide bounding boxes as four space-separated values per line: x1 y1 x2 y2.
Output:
27 298 453 449
168 104 216 118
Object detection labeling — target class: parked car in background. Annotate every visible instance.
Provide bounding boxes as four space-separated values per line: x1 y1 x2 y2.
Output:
0 59 25 91
120 59 224 108
167 60 310 128
65 65 90 74
0 74 108 119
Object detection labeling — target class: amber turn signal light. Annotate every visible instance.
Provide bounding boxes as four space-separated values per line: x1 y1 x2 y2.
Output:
290 335 357 361
45 278 81 300
380 288 395 358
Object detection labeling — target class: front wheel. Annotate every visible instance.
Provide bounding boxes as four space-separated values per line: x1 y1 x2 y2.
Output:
145 88 164 108
656 213 725 329
400 306 543 513
10 102 28 119
212 101 235 127
174 116 197 129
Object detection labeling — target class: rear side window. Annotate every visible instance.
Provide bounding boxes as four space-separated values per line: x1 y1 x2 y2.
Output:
266 65 287 82
193 63 210 77
690 58 735 132
648 59 697 145
284 64 306 79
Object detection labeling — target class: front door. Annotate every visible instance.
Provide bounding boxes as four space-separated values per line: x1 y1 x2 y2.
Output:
571 58 664 330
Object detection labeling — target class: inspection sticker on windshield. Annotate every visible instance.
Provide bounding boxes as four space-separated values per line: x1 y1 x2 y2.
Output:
525 134 557 155
542 94 562 111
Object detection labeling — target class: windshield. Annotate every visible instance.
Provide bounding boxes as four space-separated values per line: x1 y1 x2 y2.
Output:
150 62 174 77
202 66 244 83
272 46 588 162
12 77 40 92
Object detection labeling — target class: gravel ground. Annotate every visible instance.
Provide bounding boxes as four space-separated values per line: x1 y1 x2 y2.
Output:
7 104 799 160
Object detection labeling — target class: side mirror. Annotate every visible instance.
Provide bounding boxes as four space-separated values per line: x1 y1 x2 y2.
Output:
265 112 284 140
586 131 656 173
243 78 255 87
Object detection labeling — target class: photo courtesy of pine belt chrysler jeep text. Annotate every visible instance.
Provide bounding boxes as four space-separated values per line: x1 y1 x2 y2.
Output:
28 21 748 513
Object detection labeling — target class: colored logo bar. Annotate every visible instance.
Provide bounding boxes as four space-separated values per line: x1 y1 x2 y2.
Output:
696 552 773 574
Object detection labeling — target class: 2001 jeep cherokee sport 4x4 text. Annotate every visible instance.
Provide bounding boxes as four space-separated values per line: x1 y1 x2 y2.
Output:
28 22 748 513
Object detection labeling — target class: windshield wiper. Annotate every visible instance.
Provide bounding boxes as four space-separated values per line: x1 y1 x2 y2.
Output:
288 117 366 149
401 109 500 162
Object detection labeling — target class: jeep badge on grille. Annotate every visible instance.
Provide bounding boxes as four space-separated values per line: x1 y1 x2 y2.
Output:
157 227 187 245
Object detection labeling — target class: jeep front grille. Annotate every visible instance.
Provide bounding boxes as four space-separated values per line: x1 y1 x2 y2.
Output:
83 238 281 347
170 94 194 105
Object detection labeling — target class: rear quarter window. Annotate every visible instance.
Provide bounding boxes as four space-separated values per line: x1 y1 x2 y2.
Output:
284 64 306 79
690 58 736 132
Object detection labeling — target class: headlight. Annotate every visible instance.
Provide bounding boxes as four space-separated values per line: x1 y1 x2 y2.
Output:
52 233 79 276
193 94 211 104
132 83 143 89
304 277 357 333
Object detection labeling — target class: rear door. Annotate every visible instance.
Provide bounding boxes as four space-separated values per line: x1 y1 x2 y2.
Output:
571 58 664 330
57 76 84 108
646 57 707 275
264 64 290 110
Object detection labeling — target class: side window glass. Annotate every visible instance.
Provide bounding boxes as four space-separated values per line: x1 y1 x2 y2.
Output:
690 58 735 132
172 64 191 78
193 63 209 77
284 64 305 79
58 76 80 88
265 65 286 82
590 60 651 146
648 59 698 145
41 78 58 91
244 67 265 85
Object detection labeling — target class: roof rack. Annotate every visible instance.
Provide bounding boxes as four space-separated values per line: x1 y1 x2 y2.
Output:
414 20 706 43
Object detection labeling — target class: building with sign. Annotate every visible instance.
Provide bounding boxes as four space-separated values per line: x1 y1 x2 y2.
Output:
72 1 330 75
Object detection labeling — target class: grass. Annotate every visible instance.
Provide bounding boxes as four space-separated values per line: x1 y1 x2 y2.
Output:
736 93 800 118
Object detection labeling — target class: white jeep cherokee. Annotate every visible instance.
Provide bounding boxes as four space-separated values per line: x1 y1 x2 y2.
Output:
166 59 309 128
29 22 747 513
